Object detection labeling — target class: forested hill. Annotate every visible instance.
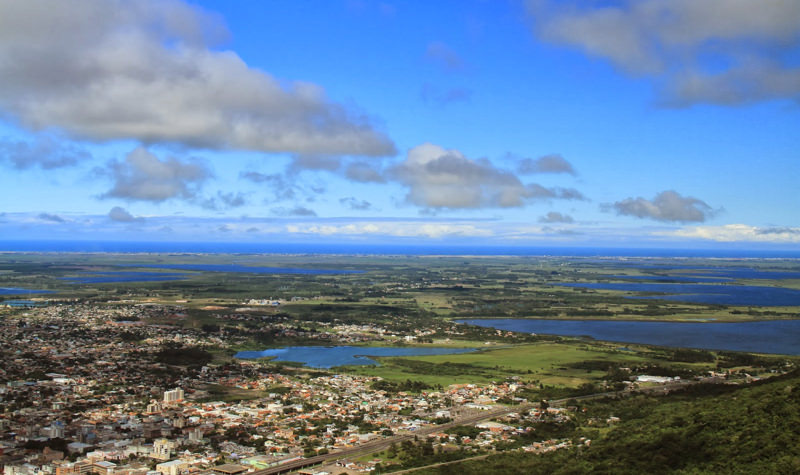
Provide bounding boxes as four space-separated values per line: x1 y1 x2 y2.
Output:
421 371 800 474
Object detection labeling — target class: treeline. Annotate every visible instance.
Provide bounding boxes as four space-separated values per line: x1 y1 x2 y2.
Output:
155 346 213 366
416 370 800 474
372 379 432 393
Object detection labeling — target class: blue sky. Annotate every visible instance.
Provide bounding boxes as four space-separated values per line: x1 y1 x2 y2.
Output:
0 0 798 248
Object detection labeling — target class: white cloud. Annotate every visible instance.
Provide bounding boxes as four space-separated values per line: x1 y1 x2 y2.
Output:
516 154 576 175
664 224 800 243
391 143 585 209
0 0 395 155
539 211 574 223
0 135 90 169
108 206 141 222
527 0 800 105
286 221 493 239
198 191 247 210
101 147 211 202
609 190 714 223
340 197 373 210
38 212 66 223
271 206 317 217
345 162 386 183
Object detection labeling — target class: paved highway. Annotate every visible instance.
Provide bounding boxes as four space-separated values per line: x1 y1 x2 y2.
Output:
249 404 533 475
251 377 717 474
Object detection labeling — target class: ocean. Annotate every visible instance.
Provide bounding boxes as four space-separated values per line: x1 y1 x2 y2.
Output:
1 240 798 258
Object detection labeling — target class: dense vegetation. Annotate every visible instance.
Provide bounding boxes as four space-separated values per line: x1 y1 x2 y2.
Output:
419 371 800 474
155 346 213 367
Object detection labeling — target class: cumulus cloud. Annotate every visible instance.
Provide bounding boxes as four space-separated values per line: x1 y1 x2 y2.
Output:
340 197 373 210
108 206 142 222
610 190 714 223
542 226 581 235
101 147 211 202
0 135 90 169
420 83 472 106
198 191 247 210
240 171 298 201
345 162 386 183
527 0 800 105
272 206 317 217
539 211 574 223
425 41 465 71
391 143 585 209
286 221 492 239
38 212 66 223
665 224 800 243
0 0 395 155
289 155 342 173
517 154 576 175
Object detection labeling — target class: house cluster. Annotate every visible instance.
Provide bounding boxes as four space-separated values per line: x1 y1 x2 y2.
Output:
1 304 542 475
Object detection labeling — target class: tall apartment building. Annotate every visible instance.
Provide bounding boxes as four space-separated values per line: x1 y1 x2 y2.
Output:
162 388 184 404
151 439 174 461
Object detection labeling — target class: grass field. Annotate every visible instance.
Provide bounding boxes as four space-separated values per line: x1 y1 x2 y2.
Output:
341 341 667 388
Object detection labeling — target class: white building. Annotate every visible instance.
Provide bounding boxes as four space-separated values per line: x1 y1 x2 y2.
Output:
163 388 184 404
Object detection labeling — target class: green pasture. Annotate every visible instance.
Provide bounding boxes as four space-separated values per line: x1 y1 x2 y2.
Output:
342 341 656 388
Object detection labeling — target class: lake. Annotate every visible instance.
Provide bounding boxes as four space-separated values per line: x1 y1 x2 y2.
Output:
457 318 800 355
1 300 44 307
62 271 188 283
126 264 362 275
0 287 54 295
559 282 800 306
235 345 475 368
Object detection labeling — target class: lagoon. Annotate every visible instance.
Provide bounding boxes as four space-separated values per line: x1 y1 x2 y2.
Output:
128 264 362 275
458 318 800 355
559 282 800 306
62 271 188 283
235 345 475 368
0 287 54 295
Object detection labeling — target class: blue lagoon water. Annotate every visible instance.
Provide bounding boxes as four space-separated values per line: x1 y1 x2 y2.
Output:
559 282 800 306
607 275 733 283
0 287 54 295
235 345 475 368
125 264 362 275
62 271 188 283
458 318 800 355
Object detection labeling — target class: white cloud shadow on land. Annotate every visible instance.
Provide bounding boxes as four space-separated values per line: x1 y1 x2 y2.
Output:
390 143 585 210
527 0 800 105
100 147 211 202
609 190 715 223
0 0 395 156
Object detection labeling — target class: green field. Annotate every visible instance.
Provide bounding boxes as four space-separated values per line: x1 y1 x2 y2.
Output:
3 253 799 324
341 340 710 388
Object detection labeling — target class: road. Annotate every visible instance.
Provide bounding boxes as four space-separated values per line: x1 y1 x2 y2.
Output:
250 377 716 474
249 404 532 475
